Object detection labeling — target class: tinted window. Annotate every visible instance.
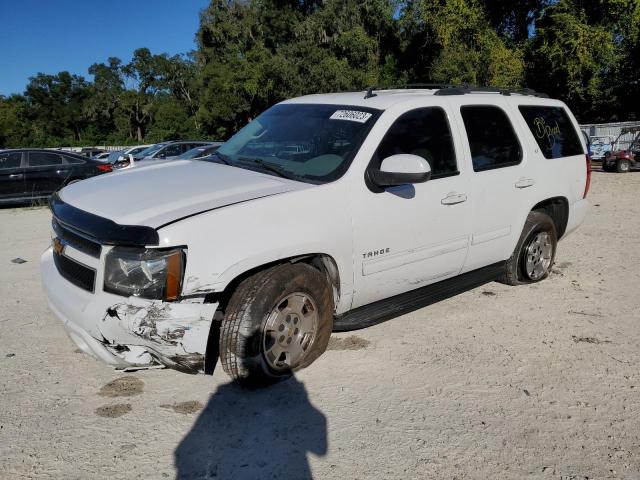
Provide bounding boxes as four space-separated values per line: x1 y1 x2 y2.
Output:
519 106 584 159
29 152 63 167
63 155 85 165
374 107 458 178
159 144 183 158
0 152 22 169
460 106 522 171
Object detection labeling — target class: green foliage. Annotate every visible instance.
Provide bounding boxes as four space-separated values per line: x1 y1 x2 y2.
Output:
0 0 638 148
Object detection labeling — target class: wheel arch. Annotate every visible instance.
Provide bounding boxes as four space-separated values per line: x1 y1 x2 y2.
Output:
202 253 341 375
531 196 569 239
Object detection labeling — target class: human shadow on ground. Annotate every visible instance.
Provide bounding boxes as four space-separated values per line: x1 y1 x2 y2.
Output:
174 376 327 480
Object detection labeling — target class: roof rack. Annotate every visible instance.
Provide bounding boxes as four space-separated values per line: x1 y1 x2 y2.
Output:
361 84 548 99
433 85 548 98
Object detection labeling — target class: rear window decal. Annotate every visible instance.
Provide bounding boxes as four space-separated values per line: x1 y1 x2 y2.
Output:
330 110 373 123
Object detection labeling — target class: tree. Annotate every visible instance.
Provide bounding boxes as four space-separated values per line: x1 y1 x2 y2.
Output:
525 0 617 121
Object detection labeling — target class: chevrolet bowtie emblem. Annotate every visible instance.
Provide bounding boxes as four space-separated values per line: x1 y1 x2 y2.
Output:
52 237 64 255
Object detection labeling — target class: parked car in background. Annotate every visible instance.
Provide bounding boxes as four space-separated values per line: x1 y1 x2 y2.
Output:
79 147 106 158
113 141 219 169
133 141 214 161
93 152 112 161
168 143 223 160
107 145 152 163
588 135 614 160
0 149 112 205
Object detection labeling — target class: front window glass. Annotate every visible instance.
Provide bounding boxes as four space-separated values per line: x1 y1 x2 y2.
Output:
216 103 381 183
373 107 458 178
0 152 22 169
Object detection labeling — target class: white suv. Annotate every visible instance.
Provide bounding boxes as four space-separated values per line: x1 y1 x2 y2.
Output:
41 87 590 386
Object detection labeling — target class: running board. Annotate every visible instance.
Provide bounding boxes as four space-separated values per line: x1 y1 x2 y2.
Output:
333 262 505 331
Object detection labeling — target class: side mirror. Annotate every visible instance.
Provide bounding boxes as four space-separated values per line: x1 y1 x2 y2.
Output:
370 154 432 188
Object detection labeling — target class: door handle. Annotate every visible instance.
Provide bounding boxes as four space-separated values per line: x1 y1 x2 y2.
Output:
56 170 70 174
441 192 467 205
515 177 535 189
9 174 23 179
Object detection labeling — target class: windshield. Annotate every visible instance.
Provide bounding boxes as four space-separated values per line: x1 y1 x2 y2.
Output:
216 103 381 183
136 143 165 158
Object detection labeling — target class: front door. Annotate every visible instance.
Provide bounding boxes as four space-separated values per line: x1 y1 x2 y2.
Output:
0 151 26 200
351 105 472 309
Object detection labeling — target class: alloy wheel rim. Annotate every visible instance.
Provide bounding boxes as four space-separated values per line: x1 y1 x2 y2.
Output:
525 231 553 280
262 292 318 371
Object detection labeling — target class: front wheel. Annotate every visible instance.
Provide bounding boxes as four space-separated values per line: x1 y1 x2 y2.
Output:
219 263 334 387
498 211 557 285
616 159 631 173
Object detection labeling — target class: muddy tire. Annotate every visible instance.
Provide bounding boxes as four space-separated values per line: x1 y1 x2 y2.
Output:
616 159 631 173
498 211 557 286
219 263 334 387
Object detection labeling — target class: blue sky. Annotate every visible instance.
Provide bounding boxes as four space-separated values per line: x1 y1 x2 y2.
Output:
0 0 210 95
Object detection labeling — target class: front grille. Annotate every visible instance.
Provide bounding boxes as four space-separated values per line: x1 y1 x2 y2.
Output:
52 219 101 258
53 250 96 292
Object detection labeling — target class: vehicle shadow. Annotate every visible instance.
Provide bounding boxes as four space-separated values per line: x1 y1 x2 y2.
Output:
174 376 327 480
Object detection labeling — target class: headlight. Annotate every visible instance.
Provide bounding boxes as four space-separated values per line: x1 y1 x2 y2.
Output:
104 247 184 301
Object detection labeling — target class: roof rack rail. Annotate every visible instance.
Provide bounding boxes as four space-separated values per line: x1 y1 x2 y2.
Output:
433 85 548 98
361 84 548 98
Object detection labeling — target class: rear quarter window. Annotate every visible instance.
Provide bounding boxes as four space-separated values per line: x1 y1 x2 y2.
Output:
518 106 584 159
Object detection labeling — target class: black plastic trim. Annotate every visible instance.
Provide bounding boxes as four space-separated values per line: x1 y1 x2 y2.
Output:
333 261 505 331
49 193 159 246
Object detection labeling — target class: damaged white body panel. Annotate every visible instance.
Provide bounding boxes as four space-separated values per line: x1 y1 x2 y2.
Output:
41 248 218 373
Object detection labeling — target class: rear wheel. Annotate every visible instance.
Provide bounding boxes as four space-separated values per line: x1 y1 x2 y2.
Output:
219 263 334 387
498 211 557 285
616 159 631 173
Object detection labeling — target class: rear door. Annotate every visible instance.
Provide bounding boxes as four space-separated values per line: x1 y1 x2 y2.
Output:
450 100 535 272
25 151 67 197
0 151 26 200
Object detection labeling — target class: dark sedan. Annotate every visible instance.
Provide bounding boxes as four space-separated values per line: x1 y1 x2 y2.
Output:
0 149 113 205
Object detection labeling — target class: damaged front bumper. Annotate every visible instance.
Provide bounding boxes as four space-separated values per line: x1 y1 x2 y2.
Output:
41 247 219 373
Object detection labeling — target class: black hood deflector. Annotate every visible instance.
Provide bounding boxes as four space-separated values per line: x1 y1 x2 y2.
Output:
49 193 160 247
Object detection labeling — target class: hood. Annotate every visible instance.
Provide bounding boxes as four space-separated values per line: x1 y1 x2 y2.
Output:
59 160 310 228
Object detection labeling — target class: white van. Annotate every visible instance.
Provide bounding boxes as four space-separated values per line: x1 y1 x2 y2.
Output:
41 86 590 386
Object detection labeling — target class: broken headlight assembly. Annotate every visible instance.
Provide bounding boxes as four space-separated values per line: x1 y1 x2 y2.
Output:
103 247 184 301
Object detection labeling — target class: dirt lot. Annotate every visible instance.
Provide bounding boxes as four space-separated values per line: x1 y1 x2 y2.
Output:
1 169 640 480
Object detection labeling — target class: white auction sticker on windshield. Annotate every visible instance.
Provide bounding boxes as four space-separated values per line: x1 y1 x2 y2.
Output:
330 110 372 123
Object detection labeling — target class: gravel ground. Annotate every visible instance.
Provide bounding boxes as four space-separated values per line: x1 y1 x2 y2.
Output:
1 169 640 480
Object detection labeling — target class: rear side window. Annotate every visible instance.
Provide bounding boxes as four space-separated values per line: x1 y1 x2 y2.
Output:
518 106 584 159
460 106 522 172
63 155 85 165
374 107 458 178
29 152 63 167
0 152 22 169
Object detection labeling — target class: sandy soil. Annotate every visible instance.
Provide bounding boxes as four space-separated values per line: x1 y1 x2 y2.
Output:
1 169 640 479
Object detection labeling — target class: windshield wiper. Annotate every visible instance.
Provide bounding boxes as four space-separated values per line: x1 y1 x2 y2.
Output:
212 151 233 165
237 157 300 181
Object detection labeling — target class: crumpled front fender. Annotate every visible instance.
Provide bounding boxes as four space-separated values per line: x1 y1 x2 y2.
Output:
99 297 219 373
